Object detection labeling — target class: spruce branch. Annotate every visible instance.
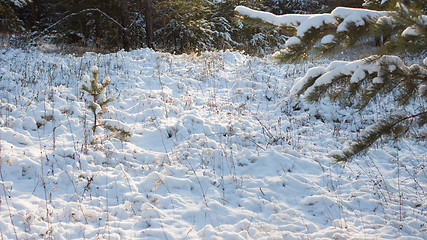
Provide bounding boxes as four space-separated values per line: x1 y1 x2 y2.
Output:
239 2 426 164
236 2 425 62
333 111 427 162
293 55 426 109
293 54 426 162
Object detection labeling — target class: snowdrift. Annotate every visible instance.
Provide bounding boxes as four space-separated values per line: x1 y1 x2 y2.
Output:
0 48 425 239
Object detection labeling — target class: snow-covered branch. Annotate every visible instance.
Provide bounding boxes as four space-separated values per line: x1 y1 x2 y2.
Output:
235 5 388 37
235 4 426 63
291 55 427 105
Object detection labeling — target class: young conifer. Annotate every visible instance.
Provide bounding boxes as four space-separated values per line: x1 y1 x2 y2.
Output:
81 66 114 139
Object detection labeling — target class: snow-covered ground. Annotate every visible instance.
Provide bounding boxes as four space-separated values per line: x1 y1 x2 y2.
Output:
0 47 425 239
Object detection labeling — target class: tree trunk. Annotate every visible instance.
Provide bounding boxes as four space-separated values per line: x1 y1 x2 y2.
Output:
144 0 154 49
31 0 41 28
95 13 101 50
120 0 130 51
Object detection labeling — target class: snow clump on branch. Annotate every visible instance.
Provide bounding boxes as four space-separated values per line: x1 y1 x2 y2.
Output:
235 5 388 46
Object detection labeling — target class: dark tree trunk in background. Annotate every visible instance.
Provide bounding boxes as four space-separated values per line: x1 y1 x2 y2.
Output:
95 12 101 50
121 0 130 51
31 0 41 28
326 0 363 10
144 0 153 49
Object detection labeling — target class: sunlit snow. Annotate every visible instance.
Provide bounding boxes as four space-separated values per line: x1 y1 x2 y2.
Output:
0 48 425 239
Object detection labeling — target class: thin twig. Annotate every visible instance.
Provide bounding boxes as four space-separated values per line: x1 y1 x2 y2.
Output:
33 8 125 42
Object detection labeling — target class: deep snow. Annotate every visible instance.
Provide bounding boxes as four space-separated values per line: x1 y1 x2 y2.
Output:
0 48 425 239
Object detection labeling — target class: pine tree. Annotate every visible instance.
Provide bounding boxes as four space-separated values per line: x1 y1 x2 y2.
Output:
144 0 153 49
210 0 285 55
263 0 327 14
150 0 284 54
81 66 114 140
236 1 426 162
0 0 29 33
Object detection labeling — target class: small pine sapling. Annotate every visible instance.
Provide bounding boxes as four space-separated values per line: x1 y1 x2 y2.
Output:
81 66 114 141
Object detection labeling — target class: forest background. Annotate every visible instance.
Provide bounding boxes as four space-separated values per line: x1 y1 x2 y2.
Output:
1 0 368 55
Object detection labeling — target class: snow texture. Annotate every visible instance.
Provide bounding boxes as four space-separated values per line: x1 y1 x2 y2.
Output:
284 36 301 47
401 15 427 37
331 7 387 32
236 5 337 37
321 34 335 44
402 26 419 36
0 48 426 239
235 6 313 27
91 65 99 73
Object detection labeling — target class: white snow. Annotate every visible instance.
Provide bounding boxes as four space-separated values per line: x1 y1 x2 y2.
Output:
235 6 313 27
331 7 388 32
321 34 335 44
90 65 99 73
236 6 337 37
290 66 327 96
236 5 388 36
402 26 421 36
296 14 336 37
284 36 301 47
372 76 383 84
377 15 392 25
0 48 425 239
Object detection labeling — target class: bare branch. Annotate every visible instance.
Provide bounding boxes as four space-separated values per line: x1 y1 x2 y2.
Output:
32 8 125 41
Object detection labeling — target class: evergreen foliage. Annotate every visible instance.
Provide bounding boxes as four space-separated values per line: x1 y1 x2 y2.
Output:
237 1 427 162
0 0 28 33
81 66 114 139
263 0 327 14
221 0 286 55
1 0 285 55
151 0 284 54
154 0 213 53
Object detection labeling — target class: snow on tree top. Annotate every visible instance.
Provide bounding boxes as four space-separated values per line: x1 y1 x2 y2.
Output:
402 26 420 36
91 66 99 73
